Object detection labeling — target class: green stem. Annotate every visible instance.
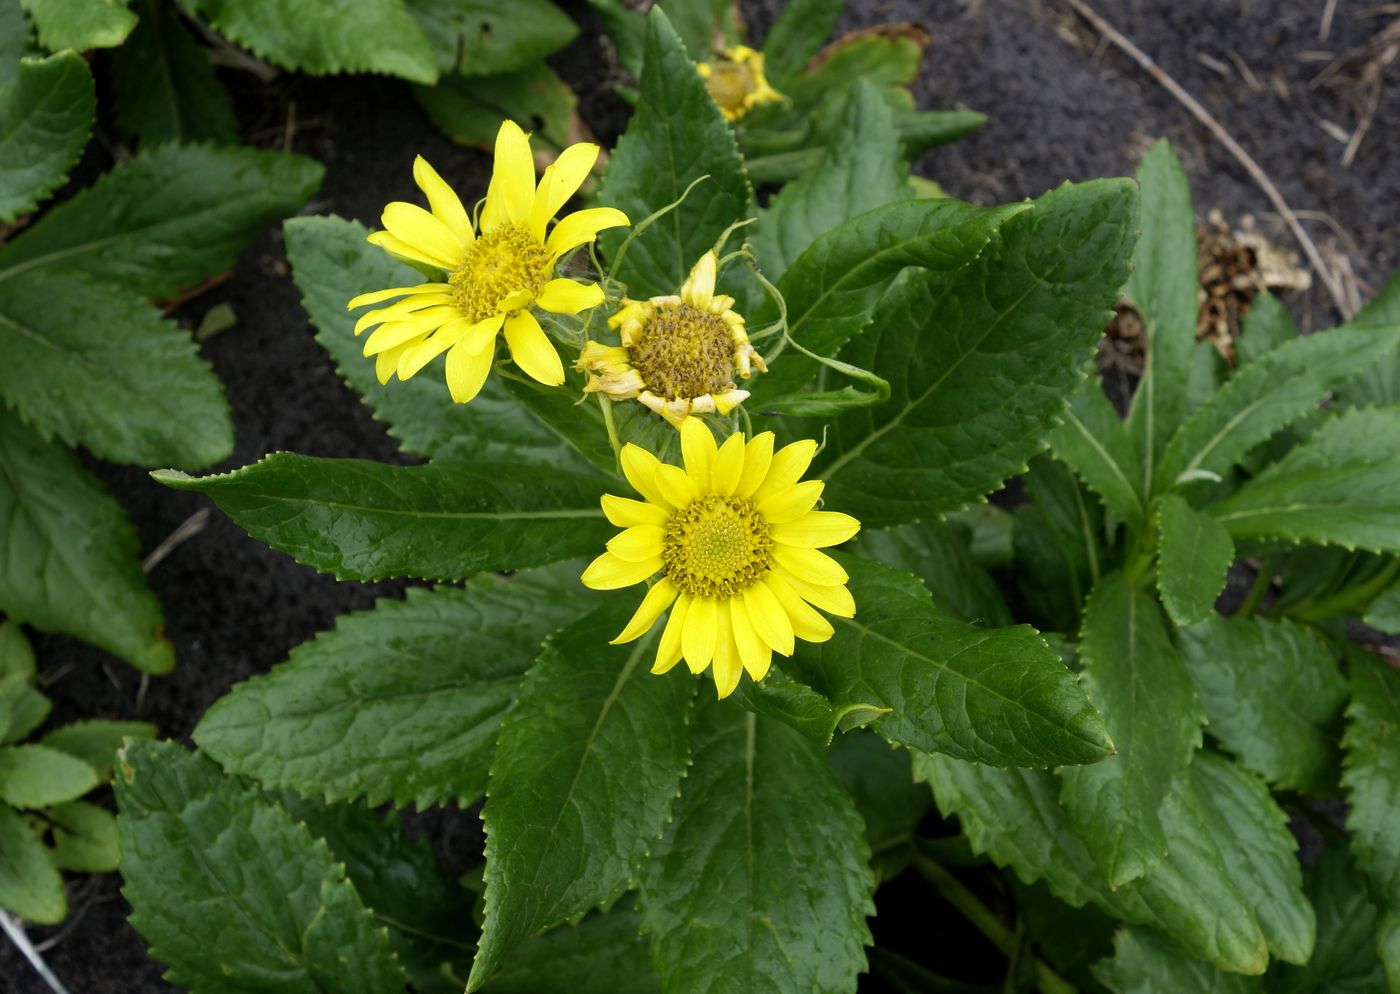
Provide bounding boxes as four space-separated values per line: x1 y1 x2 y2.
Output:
598 394 622 474
913 857 1077 994
1235 558 1273 619
1289 556 1400 623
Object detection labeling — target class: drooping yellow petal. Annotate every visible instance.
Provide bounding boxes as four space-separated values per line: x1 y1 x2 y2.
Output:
444 339 496 404
613 579 679 645
361 313 442 357
654 463 700 509
734 431 775 498
367 231 457 273
772 546 848 586
680 417 717 489
376 343 409 384
529 141 600 240
535 278 604 315
782 571 857 618
681 251 717 310
772 510 861 549
742 581 795 656
710 433 746 496
729 599 773 680
496 288 535 313
503 310 565 386
763 574 835 643
757 479 825 524
620 445 673 508
751 439 819 503
653 594 690 674
348 282 451 310
546 207 630 261
354 293 453 335
602 493 669 528
580 551 663 590
413 156 474 245
607 525 666 562
397 317 471 380
711 600 743 698
480 120 536 233
682 596 717 674
381 202 467 269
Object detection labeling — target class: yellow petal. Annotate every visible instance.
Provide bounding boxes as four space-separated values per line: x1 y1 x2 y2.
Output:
729 599 773 681
535 278 604 315
757 479 825 524
655 463 699 509
751 438 818 503
503 310 565 386
546 207 630 261
376 344 408 384
680 417 717 489
782 571 856 618
773 546 848 586
602 493 669 528
711 600 743 698
620 445 673 508
653 593 690 674
348 283 450 310
681 251 717 309
396 316 476 379
743 581 795 655
354 294 453 335
481 119 536 233
710 432 746 496
772 510 861 549
362 314 442 357
735 431 775 498
413 156 474 245
613 579 679 644
763 574 834 643
682 596 717 675
530 141 600 239
444 339 495 404
580 551 662 590
367 231 456 273
607 525 665 562
497 288 535 313
381 202 467 269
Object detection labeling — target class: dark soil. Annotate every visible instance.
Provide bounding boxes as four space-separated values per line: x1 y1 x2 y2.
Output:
4 0 1398 990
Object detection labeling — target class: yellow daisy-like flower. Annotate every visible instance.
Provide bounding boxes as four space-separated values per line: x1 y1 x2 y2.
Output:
347 121 629 404
577 251 766 427
696 45 783 122
581 419 860 699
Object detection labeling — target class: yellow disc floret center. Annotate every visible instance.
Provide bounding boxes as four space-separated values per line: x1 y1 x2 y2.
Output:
663 495 773 599
450 223 552 322
706 61 759 115
630 303 736 402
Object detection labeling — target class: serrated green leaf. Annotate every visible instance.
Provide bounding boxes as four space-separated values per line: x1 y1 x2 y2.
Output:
729 666 887 745
1364 581 1400 634
155 452 613 581
116 740 407 994
0 52 94 222
759 0 841 85
786 555 1112 767
111 2 237 146
469 598 693 989
196 580 591 809
20 0 134 50
0 1 31 88
0 411 172 673
1336 269 1400 408
1176 614 1346 792
1048 374 1145 531
0 620 34 680
0 800 64 923
1123 140 1198 494
1342 646 1400 989
815 180 1139 525
852 521 1013 628
405 0 577 77
285 214 609 471
1013 453 1103 632
1235 290 1297 368
640 701 874 994
1094 926 1261 994
40 719 156 779
1209 406 1400 552
598 6 753 298
1154 494 1234 626
415 63 577 152
1271 849 1387 994
1155 325 1400 492
46 799 118 872
483 910 659 994
0 743 99 807
0 675 50 745
0 142 324 298
180 0 437 81
827 730 930 880
0 270 233 467
1060 573 1202 887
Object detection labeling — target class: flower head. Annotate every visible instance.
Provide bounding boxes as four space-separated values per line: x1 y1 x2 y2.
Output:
348 121 629 404
696 45 783 122
581 419 860 699
578 251 766 427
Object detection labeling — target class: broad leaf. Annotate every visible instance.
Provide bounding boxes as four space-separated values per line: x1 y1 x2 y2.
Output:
154 452 613 581
179 0 437 82
1060 573 1202 886
405 0 577 77
827 730 931 880
1013 453 1103 632
785 555 1113 768
1364 581 1400 634
47 799 119 872
640 701 874 994
0 142 324 298
469 599 693 989
0 675 51 745
1336 269 1400 407
1095 926 1260 994
815 179 1139 525
0 52 94 222
0 621 34 679
20 0 135 51
285 214 610 471
851 521 1013 627
759 0 842 86
0 411 172 673
483 910 660 994
0 801 64 923
111 1 238 146
0 0 29 87
1176 615 1346 792
1235 290 1297 368
729 666 888 746
415 63 577 152
196 579 593 808
41 719 157 779
0 743 99 808
116 740 407 994
0 270 233 467
1154 494 1234 626
1270 850 1387 994
597 6 753 298
1209 406 1400 552
1048 373 1145 531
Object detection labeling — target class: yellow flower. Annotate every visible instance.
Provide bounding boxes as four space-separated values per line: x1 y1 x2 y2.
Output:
696 45 783 122
347 121 629 404
581 419 860 699
577 251 766 427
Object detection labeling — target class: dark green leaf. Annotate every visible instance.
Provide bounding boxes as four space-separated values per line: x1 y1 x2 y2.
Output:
1013 454 1104 631
0 142 324 298
47 799 119 872
851 521 1013 628
21 0 135 50
827 730 930 880
405 0 577 77
1060 573 1202 886
0 801 64 923
415 63 577 152
640 701 874 994
1155 494 1234 626
1048 374 1145 531
154 452 613 581
1235 290 1297 368
0 270 233 467
0 411 171 673
116 740 407 994
483 910 660 994
39 719 156 779
597 6 753 298
0 1 31 88
815 180 1140 525
469 599 693 989
196 579 592 808
111 2 238 145
1176 615 1346 792
0 743 99 807
0 52 94 222
760 0 841 85
786 555 1113 768
582 0 643 77
1270 849 1387 994
0 675 51 745
0 620 34 680
1094 926 1261 994
1364 581 1400 634
1335 268 1400 408
729 666 888 745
